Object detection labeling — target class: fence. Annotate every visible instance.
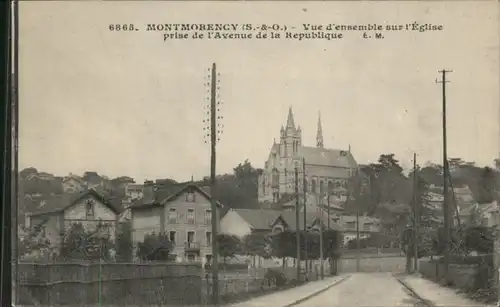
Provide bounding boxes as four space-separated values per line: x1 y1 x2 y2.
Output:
18 261 203 306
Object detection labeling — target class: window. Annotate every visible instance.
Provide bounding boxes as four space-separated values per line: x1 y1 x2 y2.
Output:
206 232 212 245
169 231 176 244
311 179 317 194
271 168 279 188
262 177 266 194
168 208 178 223
304 178 308 192
205 209 212 224
363 223 372 231
186 191 196 202
346 222 356 229
187 231 195 243
187 208 195 224
85 200 94 219
319 181 325 196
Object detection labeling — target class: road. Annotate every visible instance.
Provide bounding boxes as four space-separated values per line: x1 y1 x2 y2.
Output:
295 273 426 307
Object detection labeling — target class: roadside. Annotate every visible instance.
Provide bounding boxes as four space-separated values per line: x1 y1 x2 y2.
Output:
229 275 351 307
395 274 493 307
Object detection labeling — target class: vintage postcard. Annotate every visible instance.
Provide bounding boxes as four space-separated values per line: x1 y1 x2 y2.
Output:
14 1 499 306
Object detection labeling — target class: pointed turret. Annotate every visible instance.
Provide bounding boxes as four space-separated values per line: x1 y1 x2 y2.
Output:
286 106 296 129
316 111 324 148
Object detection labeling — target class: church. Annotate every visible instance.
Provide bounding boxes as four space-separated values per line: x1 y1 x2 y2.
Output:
257 107 361 210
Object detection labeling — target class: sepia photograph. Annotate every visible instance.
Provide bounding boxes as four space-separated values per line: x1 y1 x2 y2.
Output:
14 1 500 306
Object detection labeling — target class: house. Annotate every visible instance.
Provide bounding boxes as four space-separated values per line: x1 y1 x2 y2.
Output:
26 189 124 250
125 184 144 201
129 183 223 264
220 208 281 238
459 200 499 227
333 215 381 246
62 174 87 194
270 211 343 235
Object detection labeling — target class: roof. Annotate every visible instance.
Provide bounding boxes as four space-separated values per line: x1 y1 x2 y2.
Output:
230 209 282 230
273 211 343 231
27 188 124 217
130 183 223 210
300 147 357 169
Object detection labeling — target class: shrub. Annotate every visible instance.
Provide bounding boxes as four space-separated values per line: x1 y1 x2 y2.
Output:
136 232 173 261
264 268 287 288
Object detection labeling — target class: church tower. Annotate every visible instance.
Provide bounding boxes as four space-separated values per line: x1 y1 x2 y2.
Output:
316 111 324 148
280 107 302 158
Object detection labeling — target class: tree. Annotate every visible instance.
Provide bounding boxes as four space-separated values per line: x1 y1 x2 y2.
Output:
241 232 271 259
20 167 38 180
136 232 173 261
18 223 51 260
269 231 296 265
216 234 241 264
59 222 114 261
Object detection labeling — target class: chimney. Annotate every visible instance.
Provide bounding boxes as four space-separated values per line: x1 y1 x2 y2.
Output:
142 181 156 204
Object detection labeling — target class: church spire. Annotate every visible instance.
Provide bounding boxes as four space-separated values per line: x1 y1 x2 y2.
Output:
316 111 324 148
286 106 296 129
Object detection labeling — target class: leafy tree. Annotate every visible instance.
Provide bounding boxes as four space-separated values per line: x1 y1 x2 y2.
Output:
20 167 38 180
18 223 51 260
136 232 173 261
115 221 133 262
241 232 271 259
269 231 296 260
59 222 114 261
216 234 241 263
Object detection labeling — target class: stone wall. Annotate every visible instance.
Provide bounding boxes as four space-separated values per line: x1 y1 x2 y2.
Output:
419 259 484 291
18 262 203 306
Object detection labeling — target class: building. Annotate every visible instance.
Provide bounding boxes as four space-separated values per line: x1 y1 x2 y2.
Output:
125 184 144 201
129 183 223 264
257 107 359 208
62 174 87 194
270 211 343 234
26 189 124 249
334 215 381 246
220 208 282 238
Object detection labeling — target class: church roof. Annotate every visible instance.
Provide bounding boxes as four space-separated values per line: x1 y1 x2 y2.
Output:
300 146 357 168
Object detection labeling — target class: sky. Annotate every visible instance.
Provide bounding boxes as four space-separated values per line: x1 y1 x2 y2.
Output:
19 1 499 183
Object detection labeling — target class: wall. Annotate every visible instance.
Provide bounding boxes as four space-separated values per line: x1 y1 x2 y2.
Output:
64 195 116 221
131 207 162 243
18 262 202 306
338 255 406 273
220 210 253 238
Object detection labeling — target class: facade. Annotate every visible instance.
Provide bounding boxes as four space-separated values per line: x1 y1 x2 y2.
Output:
334 215 381 245
130 183 223 264
258 107 359 208
26 189 122 250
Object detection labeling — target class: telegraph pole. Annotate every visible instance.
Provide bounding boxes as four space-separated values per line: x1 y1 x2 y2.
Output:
302 158 308 273
318 202 324 280
295 166 301 281
413 153 419 273
209 63 219 305
351 172 361 272
437 69 452 284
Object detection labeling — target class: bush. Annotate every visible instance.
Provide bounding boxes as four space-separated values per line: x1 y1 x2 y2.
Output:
136 232 173 261
59 222 114 261
264 268 287 288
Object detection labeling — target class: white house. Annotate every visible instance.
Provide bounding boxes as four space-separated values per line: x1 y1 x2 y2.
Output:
220 208 281 238
27 189 124 249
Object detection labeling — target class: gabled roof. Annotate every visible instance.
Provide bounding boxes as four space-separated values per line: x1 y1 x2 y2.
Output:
230 209 281 231
130 183 223 210
272 211 343 231
300 147 357 169
27 188 123 217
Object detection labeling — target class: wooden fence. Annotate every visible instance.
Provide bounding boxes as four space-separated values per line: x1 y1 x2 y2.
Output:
18 262 203 306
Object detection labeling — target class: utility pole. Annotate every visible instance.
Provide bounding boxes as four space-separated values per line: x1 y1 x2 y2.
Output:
302 158 308 274
437 69 452 284
413 153 419 273
327 193 331 230
209 63 219 305
351 172 361 272
318 201 324 280
295 166 301 281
